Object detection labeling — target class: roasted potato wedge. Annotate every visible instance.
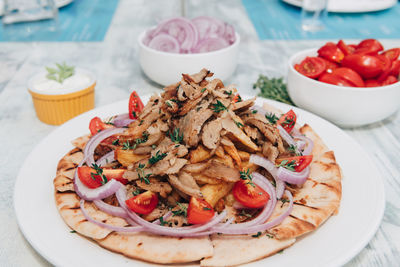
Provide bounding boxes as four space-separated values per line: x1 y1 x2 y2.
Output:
237 150 250 161
189 145 212 163
115 148 148 167
223 144 242 168
201 182 234 207
192 173 222 185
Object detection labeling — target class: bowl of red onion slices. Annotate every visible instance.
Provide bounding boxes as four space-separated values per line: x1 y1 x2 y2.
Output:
139 16 240 86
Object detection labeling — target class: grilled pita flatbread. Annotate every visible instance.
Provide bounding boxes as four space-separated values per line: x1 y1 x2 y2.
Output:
53 117 342 266
54 147 214 263
201 124 342 265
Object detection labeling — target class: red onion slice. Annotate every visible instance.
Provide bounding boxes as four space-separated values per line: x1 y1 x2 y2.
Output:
294 135 314 156
191 37 229 53
80 200 144 233
83 127 126 166
277 124 296 147
148 33 180 53
249 154 285 199
93 199 128 219
191 16 226 40
277 166 310 185
73 158 123 201
112 113 135 127
152 17 198 52
116 187 227 237
96 151 115 167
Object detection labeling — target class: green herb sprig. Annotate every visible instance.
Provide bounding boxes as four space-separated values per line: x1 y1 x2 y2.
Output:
148 150 168 165
172 202 187 217
276 160 296 172
239 169 255 187
253 75 295 106
169 127 183 144
46 62 75 84
137 163 151 184
211 100 228 113
90 163 108 185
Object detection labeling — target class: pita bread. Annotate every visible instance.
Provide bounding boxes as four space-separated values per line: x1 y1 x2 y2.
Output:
53 121 342 265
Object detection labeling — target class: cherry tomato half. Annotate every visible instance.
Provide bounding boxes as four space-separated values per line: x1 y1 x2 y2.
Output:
390 60 400 77
332 67 365 87
382 48 400 62
295 57 326 79
318 42 345 63
337 40 355 56
381 75 398 86
128 91 144 119
318 73 354 87
277 110 297 133
355 39 383 55
365 79 381 87
232 179 270 209
276 155 313 172
377 55 392 82
126 191 158 215
77 166 127 189
341 54 383 79
89 117 113 136
319 57 338 73
187 197 215 224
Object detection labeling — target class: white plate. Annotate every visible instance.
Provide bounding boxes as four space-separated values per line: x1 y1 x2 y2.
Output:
0 0 73 16
282 0 397 13
14 96 385 267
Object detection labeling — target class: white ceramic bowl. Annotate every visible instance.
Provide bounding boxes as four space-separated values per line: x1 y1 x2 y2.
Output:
138 30 240 86
287 48 400 127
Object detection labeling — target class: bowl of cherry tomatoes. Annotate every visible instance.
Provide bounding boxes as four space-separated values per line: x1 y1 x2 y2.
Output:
287 39 400 127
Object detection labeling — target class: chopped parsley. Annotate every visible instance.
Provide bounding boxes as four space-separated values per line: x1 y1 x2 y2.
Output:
252 232 262 238
148 150 168 165
172 202 187 217
211 100 228 113
265 112 279 124
137 163 151 184
169 127 183 144
90 163 108 185
239 169 255 187
276 160 296 172
112 138 120 145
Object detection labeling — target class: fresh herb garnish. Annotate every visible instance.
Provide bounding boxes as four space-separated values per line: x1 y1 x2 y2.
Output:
46 62 75 84
280 198 290 208
277 160 296 172
159 216 168 226
122 141 133 150
165 100 173 107
234 120 244 128
169 127 183 144
287 144 302 156
252 232 262 238
203 207 212 211
201 88 206 93
132 188 141 196
223 90 233 96
131 111 137 118
90 163 108 185
266 233 274 239
253 75 295 105
252 110 258 114
137 163 151 184
148 150 168 165
239 169 255 187
239 210 253 218
281 117 295 128
211 100 228 113
138 119 144 126
70 230 77 233
265 113 279 124
172 202 187 217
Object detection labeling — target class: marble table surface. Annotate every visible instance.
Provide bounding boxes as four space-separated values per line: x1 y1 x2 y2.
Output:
1 0 399 266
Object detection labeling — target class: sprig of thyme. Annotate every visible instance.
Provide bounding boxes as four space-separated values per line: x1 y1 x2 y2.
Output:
265 113 279 124
253 75 295 106
211 100 228 113
276 160 296 172
137 163 151 184
168 127 183 144
172 202 187 217
148 150 168 165
122 132 149 150
90 163 108 185
239 169 255 187
46 62 75 83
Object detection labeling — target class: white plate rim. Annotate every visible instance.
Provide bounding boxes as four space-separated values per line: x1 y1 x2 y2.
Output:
281 0 397 13
13 96 385 267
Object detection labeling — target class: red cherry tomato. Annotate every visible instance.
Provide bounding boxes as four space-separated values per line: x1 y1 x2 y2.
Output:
337 40 355 55
377 55 392 82
128 91 144 119
277 110 296 133
365 79 381 87
332 67 365 87
382 48 400 62
318 73 354 87
232 179 270 209
294 57 326 79
390 60 400 77
319 57 338 73
77 166 128 189
232 94 242 103
276 155 313 172
126 191 158 215
187 197 215 224
341 54 383 79
381 75 398 86
318 42 345 63
89 117 113 136
355 39 383 55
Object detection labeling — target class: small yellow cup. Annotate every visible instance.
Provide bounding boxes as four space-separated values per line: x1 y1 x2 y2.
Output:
28 69 96 125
